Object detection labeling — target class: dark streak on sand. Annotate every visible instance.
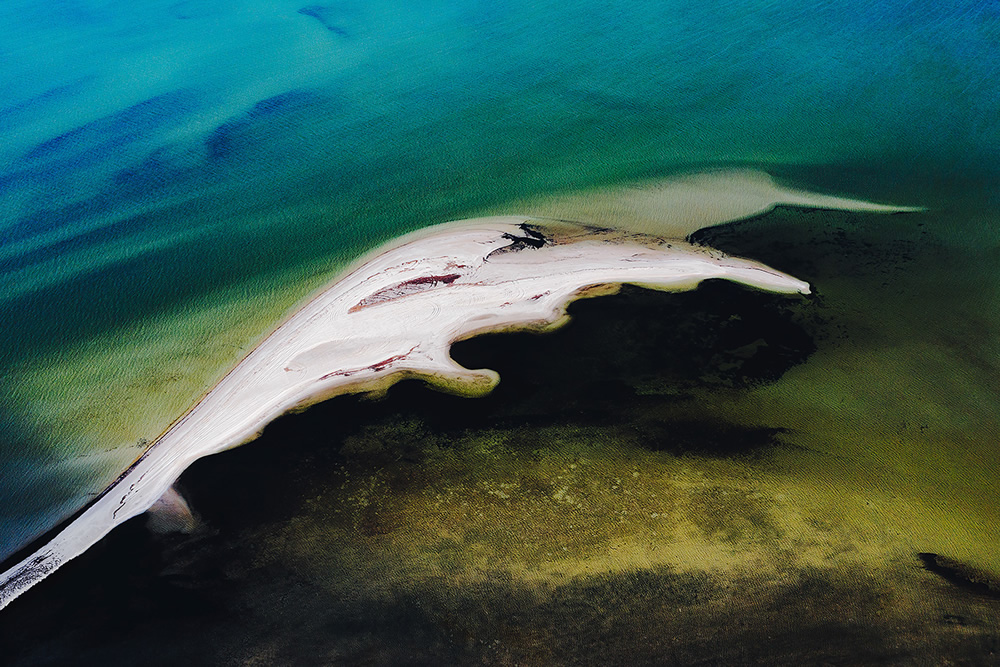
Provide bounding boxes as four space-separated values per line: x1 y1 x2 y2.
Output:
370 346 419 372
319 346 419 380
485 225 552 261
349 274 461 313
518 222 548 241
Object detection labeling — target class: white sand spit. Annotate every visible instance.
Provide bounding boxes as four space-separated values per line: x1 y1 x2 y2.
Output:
0 207 902 609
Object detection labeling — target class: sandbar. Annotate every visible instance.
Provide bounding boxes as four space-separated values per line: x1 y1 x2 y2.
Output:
0 194 915 609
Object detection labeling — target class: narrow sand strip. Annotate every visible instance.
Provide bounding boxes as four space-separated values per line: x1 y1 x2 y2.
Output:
0 202 913 610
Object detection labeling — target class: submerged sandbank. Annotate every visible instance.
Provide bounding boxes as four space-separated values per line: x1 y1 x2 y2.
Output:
488 169 924 238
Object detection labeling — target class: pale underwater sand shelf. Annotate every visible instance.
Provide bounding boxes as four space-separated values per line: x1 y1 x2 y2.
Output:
486 169 924 238
0 173 919 610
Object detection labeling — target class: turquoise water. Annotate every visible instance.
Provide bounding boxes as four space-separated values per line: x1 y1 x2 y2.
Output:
1 0 998 570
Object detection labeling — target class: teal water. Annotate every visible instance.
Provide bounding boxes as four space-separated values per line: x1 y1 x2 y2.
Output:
1 0 998 571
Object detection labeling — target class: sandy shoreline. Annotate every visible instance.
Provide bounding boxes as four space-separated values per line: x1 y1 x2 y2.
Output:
0 177 918 610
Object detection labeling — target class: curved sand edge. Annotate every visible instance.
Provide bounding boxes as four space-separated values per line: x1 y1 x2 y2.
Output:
0 203 907 610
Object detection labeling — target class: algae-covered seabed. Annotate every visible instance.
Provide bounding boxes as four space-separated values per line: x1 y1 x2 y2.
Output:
2 0 1000 663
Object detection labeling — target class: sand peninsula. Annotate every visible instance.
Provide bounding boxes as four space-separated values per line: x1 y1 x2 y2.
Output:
0 173 921 610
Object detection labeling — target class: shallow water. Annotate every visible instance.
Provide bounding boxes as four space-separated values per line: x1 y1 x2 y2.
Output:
1 0 999 660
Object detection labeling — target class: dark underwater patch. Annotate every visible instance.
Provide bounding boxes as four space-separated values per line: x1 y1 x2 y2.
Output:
0 198 230 366
452 280 819 402
919 552 1000 599
20 89 201 166
689 205 920 287
2 89 204 251
112 146 200 196
634 419 789 458
297 5 351 37
0 192 114 250
205 89 326 162
0 82 85 131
